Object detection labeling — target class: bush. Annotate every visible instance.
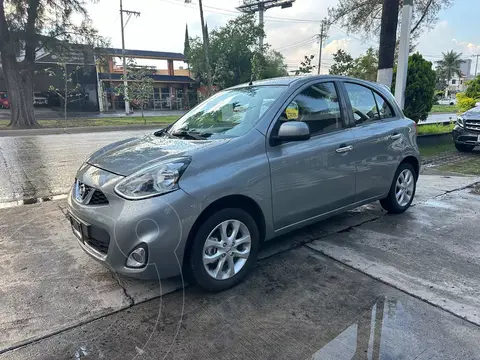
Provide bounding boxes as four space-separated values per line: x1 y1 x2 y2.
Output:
456 92 477 112
465 75 480 99
392 53 436 122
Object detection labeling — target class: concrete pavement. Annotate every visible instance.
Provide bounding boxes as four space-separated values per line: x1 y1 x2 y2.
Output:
1 175 480 358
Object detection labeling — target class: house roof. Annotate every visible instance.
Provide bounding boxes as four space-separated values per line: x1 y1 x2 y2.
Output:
97 48 185 61
98 73 195 83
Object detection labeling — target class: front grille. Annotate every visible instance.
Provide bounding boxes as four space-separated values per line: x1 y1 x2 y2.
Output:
89 190 109 205
465 120 480 132
86 238 109 255
75 180 109 205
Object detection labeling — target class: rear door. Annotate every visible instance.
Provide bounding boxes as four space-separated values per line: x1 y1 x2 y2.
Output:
340 81 404 201
266 81 356 231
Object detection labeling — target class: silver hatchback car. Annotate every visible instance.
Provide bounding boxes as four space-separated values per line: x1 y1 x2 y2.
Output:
67 76 419 291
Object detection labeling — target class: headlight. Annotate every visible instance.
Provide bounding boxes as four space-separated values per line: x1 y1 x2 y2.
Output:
456 116 465 127
114 157 191 200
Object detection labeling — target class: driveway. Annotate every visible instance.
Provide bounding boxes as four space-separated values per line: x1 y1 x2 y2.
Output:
1 174 480 358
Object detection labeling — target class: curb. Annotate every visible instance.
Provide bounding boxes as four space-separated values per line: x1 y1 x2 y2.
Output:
417 131 452 147
0 124 168 137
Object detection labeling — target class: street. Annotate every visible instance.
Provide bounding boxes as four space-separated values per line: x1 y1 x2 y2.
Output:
1 130 480 359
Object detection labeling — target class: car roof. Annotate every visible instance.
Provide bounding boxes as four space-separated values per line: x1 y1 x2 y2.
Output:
230 75 388 92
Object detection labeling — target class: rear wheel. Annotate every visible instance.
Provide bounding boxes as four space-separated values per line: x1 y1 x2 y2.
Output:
380 163 416 214
455 143 475 152
188 208 259 292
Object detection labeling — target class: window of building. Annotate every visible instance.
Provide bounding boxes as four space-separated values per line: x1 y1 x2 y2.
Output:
280 82 343 136
451 79 456 85
344 83 380 124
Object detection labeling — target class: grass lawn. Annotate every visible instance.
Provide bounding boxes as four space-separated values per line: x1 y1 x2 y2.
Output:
437 157 480 175
417 123 454 135
430 104 458 114
0 116 179 130
419 142 455 157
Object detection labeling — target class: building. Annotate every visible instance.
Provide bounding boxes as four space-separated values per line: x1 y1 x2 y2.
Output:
0 44 197 112
96 48 196 112
446 58 473 95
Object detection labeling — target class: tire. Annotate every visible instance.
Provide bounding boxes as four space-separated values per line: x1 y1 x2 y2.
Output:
455 143 475 152
188 208 259 292
380 163 417 214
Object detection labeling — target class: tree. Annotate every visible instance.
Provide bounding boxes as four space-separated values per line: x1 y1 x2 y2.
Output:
187 15 276 89
0 0 100 128
349 47 378 81
465 76 480 99
329 49 354 76
292 55 316 75
46 58 85 121
328 0 453 38
392 53 436 122
436 50 465 85
377 0 399 86
251 47 288 81
116 59 154 123
184 24 190 60
328 0 453 89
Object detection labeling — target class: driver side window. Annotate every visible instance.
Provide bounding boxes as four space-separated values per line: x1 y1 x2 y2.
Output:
279 82 343 136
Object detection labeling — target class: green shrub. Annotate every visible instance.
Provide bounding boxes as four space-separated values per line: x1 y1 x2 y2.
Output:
456 92 477 112
392 53 436 122
465 75 480 99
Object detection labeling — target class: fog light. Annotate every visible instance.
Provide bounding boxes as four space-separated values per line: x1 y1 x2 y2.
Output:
126 245 148 268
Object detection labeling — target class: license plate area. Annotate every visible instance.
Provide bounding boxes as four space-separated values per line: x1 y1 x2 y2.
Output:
68 213 90 241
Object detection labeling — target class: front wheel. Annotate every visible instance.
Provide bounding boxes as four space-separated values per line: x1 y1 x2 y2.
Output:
455 143 475 152
380 163 416 214
188 208 259 292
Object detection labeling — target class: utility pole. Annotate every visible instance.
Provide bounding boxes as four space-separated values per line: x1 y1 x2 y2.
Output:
120 0 140 115
317 20 328 75
377 0 400 87
473 54 480 77
237 0 295 49
197 0 213 96
394 0 413 109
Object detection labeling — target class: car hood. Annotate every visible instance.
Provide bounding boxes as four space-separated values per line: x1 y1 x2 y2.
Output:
87 133 228 176
462 109 480 120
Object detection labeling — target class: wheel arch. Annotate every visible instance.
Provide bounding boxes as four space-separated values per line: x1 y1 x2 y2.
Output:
400 156 420 180
182 194 266 267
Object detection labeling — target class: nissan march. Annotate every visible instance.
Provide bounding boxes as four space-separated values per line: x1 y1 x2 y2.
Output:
67 76 420 291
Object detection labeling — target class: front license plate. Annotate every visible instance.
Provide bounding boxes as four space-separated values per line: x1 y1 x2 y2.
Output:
69 215 83 240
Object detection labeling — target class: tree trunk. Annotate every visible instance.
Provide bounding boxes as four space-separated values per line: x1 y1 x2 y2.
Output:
141 102 145 125
2 55 39 128
377 0 400 87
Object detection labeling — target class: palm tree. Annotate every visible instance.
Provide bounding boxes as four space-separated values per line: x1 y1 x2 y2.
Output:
436 50 465 96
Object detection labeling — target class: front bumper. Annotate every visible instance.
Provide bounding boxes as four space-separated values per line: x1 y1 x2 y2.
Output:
67 163 200 280
453 125 480 146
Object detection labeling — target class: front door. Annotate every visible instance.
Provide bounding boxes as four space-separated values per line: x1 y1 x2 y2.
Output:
267 81 356 231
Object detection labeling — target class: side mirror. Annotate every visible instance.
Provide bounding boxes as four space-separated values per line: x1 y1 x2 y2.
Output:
274 121 310 142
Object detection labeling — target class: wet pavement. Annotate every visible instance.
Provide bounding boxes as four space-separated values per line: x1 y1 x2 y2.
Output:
2 130 480 358
0 130 151 204
1 172 480 358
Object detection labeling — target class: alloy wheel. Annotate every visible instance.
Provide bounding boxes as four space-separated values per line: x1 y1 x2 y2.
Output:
202 219 251 280
395 169 415 207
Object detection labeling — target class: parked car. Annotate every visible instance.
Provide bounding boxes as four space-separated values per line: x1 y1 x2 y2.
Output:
453 106 480 152
0 92 9 109
438 98 457 106
33 92 48 106
67 76 420 291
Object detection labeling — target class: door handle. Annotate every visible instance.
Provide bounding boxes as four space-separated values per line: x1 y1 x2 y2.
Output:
389 133 402 140
336 145 353 153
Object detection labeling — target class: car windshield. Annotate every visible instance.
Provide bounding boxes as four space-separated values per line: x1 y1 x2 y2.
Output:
166 86 286 139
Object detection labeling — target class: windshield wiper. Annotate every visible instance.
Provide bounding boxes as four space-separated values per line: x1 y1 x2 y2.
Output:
170 130 211 140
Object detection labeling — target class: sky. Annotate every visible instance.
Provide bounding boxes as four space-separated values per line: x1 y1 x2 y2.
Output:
86 0 480 75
